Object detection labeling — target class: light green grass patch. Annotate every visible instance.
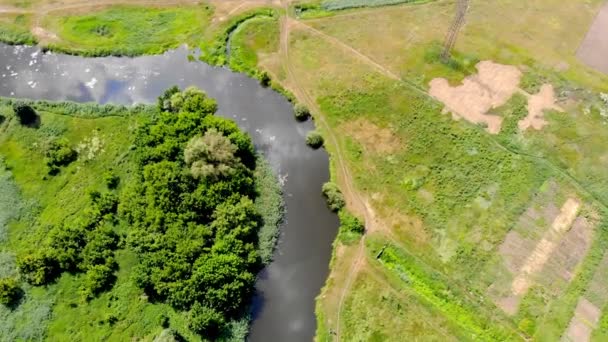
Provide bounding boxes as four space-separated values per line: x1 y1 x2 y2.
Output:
43 5 213 56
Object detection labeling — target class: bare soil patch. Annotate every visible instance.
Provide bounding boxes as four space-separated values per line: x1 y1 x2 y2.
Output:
539 216 594 293
577 2 608 74
563 298 601 342
429 61 522 134
511 198 580 296
32 26 58 42
340 118 401 154
519 84 558 131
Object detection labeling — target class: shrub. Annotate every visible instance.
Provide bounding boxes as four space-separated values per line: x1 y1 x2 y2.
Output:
339 210 364 234
17 250 60 285
81 263 115 300
188 302 226 338
103 171 120 189
294 103 310 121
13 103 39 127
0 277 21 306
306 130 324 149
45 139 77 174
322 182 345 212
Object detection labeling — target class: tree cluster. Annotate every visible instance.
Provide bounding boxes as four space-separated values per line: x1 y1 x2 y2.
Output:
120 86 261 338
17 191 120 299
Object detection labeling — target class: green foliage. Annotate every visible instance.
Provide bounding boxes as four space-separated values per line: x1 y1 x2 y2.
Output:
169 86 218 114
80 263 116 300
0 158 21 242
45 138 77 175
0 20 37 45
294 103 311 121
185 129 241 180
306 130 324 149
12 103 38 126
0 97 158 118
103 171 120 189
254 157 284 264
322 182 345 212
337 210 364 244
0 278 20 306
120 86 268 338
189 302 226 338
17 250 59 286
158 85 180 112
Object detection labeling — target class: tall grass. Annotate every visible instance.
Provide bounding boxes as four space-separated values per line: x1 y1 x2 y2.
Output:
254 156 284 264
0 157 21 243
0 97 158 118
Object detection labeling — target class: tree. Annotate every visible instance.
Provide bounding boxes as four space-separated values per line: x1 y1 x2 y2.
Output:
322 182 345 212
13 102 39 126
294 103 310 121
185 129 241 180
158 85 180 112
0 278 21 306
306 131 324 149
169 86 217 114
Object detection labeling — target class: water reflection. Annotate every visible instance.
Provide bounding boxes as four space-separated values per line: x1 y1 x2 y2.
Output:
0 43 339 342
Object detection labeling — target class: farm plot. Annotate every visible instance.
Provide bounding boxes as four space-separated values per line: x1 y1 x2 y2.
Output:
488 184 596 317
577 2 608 75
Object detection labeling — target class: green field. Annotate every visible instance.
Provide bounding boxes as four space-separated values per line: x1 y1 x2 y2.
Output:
42 5 213 56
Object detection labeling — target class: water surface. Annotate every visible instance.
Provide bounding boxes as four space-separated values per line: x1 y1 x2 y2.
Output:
0 44 339 342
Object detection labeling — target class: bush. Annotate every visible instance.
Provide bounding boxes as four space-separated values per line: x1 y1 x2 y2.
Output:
103 171 120 189
0 277 21 306
294 103 310 121
322 182 345 212
17 250 60 285
339 210 364 234
45 139 77 174
81 263 115 300
13 103 39 127
306 130 324 149
188 303 226 338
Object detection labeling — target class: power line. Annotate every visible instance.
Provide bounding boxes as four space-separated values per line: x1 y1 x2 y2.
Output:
441 0 469 61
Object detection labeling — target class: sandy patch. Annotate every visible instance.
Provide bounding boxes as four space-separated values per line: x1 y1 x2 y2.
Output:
563 298 601 342
429 61 522 134
518 84 558 131
32 26 59 42
511 198 580 296
341 119 401 154
577 2 608 74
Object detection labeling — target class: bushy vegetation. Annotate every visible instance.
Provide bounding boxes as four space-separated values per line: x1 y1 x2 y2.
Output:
294 103 311 121
322 182 345 212
42 5 213 56
0 278 20 306
306 130 324 149
337 210 364 244
13 103 39 127
0 87 283 339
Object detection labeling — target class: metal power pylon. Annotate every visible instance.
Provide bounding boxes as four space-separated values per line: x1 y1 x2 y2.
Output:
441 0 470 61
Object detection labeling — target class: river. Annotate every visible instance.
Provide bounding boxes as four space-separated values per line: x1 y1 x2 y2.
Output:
0 43 339 342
